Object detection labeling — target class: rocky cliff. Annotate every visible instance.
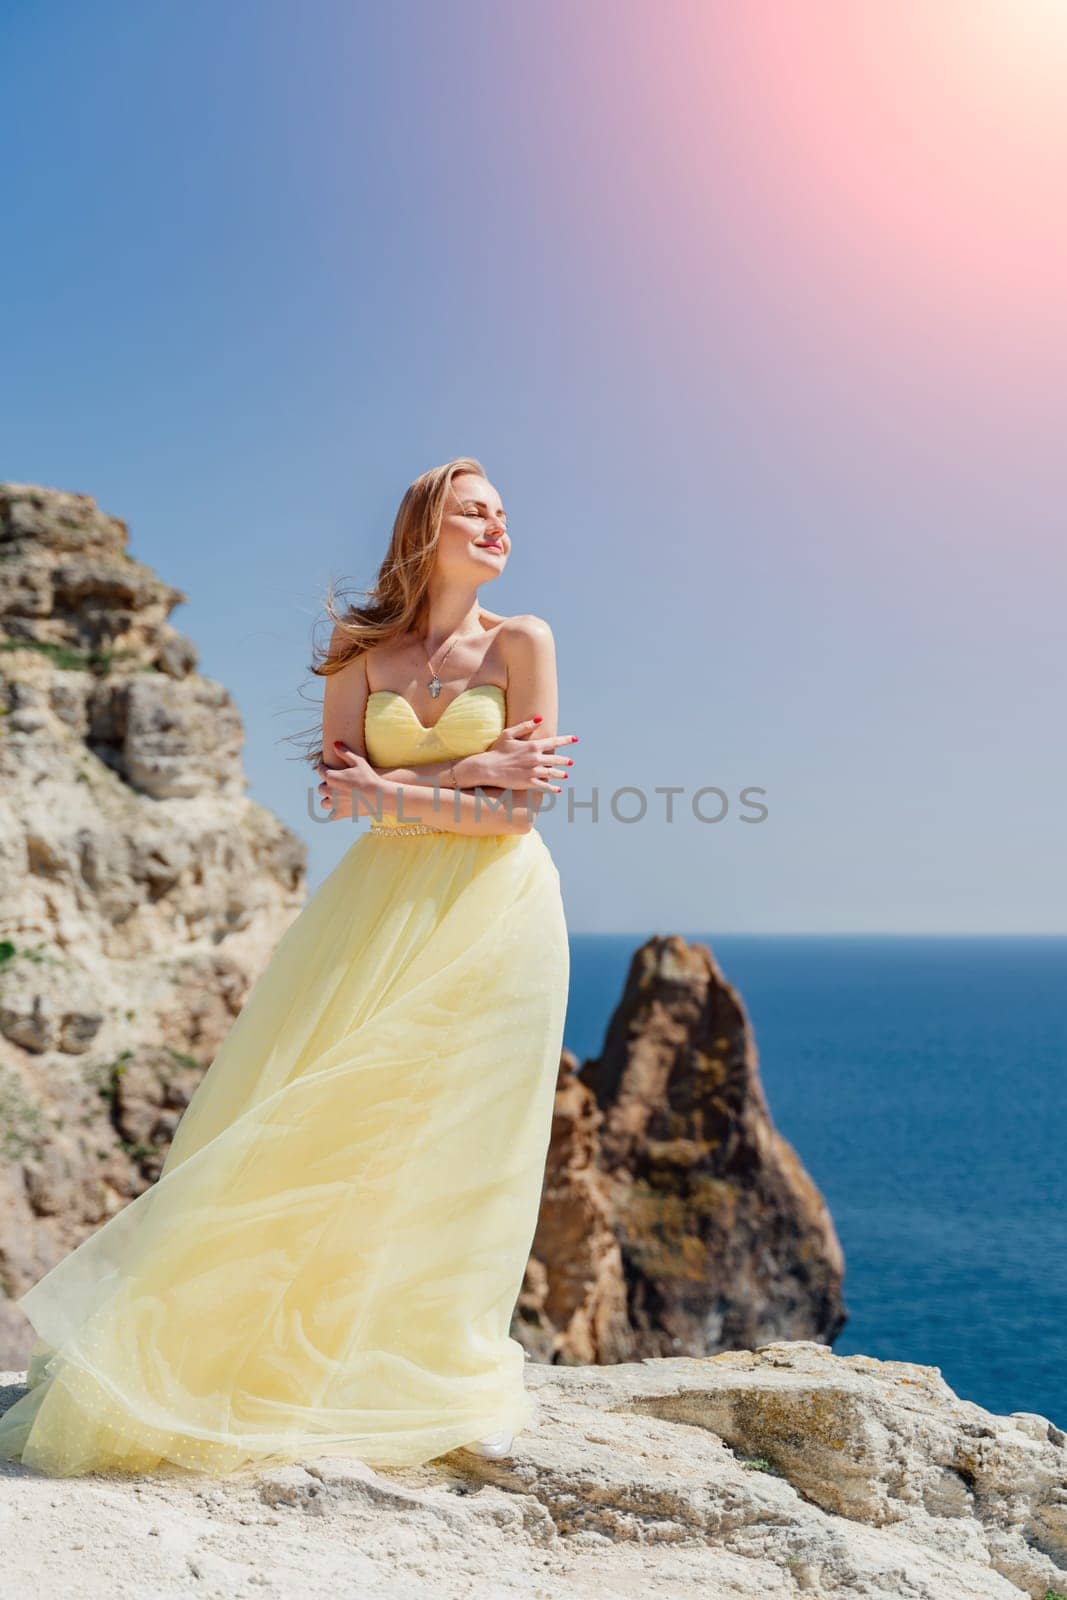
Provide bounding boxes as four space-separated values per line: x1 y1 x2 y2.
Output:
0 483 307 1362
1 483 1063 1596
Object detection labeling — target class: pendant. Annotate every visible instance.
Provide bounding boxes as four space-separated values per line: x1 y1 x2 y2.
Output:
428 675 442 698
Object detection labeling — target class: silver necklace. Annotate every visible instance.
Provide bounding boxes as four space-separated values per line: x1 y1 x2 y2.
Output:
423 631 462 698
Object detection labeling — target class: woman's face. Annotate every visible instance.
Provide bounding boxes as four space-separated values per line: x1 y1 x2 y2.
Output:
437 473 510 582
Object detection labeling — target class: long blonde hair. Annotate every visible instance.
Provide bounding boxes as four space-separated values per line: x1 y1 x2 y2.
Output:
289 455 487 767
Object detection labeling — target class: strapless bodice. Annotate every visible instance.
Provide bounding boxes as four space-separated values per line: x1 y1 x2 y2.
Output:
364 683 507 833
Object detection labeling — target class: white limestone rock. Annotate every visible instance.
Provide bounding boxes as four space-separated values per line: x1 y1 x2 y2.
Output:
0 1343 1062 1598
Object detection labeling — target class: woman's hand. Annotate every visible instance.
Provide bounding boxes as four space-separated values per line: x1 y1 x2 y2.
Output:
459 718 577 793
315 744 381 820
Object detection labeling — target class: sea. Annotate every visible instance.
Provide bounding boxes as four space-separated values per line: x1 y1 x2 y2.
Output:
563 933 1066 1428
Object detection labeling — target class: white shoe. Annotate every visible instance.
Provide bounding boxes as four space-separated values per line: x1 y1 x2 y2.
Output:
462 1428 514 1459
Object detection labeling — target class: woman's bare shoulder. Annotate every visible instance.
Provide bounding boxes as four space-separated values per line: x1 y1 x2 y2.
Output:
326 622 365 668
497 615 556 667
487 614 556 691
328 623 417 673
482 609 554 639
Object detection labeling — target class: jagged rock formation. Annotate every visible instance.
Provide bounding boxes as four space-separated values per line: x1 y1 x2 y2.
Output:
0 484 307 1364
2 1342 1063 1597
520 936 846 1362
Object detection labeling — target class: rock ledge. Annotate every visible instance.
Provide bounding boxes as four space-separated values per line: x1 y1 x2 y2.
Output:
2 1341 1064 1599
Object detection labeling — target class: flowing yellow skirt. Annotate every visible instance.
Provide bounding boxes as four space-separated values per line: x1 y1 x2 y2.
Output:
0 826 569 1478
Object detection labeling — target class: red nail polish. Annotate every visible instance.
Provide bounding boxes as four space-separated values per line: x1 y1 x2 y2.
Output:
533 715 543 723
333 740 344 749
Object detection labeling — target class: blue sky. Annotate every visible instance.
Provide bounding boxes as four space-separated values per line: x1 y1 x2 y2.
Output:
3 0 1065 932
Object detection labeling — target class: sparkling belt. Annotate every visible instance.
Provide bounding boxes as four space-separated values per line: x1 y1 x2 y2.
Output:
368 821 449 837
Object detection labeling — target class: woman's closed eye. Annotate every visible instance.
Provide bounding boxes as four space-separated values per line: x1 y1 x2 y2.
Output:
462 506 507 526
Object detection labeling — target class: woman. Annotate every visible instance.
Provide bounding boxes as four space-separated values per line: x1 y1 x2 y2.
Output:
0 457 575 1478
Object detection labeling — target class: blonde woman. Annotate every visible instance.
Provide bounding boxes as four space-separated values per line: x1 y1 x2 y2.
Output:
0 458 575 1477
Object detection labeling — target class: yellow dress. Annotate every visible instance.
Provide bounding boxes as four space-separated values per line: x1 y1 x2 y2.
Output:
0 683 570 1478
